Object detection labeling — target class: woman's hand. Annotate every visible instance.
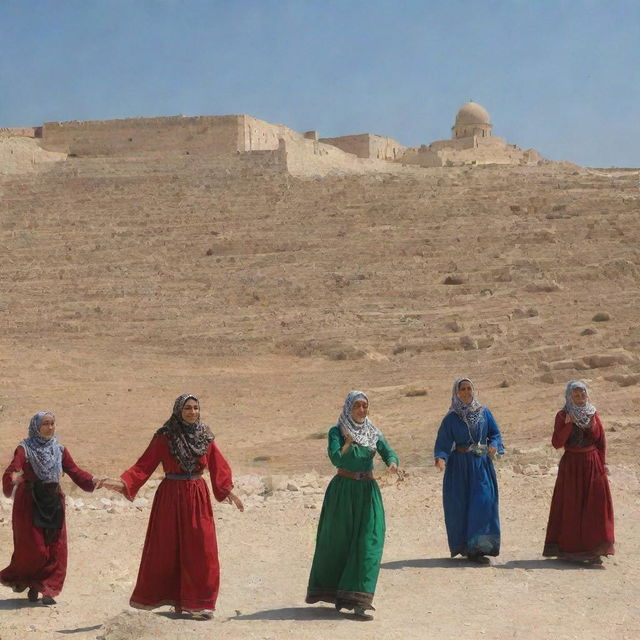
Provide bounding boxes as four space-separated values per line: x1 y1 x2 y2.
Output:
101 478 126 494
92 476 108 489
11 470 24 486
388 462 398 474
434 458 445 472
226 491 244 512
565 412 573 424
340 432 354 455
488 446 497 460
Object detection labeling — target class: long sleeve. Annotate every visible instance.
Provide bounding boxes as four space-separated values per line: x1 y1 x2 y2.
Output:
327 426 346 467
120 435 163 501
592 413 607 464
551 411 573 449
376 433 399 466
62 448 95 492
2 446 26 498
207 441 233 502
485 408 504 453
434 416 454 461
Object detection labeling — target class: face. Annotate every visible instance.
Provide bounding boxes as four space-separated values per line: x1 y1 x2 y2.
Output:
350 399 369 423
571 386 587 407
456 380 474 404
38 414 56 439
181 398 200 425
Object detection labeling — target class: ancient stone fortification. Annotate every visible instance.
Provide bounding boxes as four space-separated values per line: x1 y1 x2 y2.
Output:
319 133 405 161
1 101 546 176
40 114 277 156
0 126 42 138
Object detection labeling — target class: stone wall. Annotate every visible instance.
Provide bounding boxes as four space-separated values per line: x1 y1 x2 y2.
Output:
40 115 245 156
0 137 66 175
0 127 41 138
399 135 542 167
319 133 405 161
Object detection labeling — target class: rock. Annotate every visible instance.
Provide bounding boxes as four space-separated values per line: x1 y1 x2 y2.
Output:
100 497 113 509
476 337 494 349
525 281 561 293
499 380 510 388
298 472 319 488
404 387 427 397
235 475 264 496
446 320 464 332
443 274 466 285
592 312 611 322
73 499 85 510
459 335 478 350
581 327 597 335
132 497 149 508
262 475 289 494
286 482 299 492
583 352 633 368
604 374 640 387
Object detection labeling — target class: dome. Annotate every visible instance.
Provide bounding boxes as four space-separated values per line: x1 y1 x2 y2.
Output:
454 101 490 125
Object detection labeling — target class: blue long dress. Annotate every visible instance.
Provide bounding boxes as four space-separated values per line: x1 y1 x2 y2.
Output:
434 408 503 557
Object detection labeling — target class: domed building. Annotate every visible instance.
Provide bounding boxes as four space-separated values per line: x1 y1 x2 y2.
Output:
452 101 493 139
396 100 543 167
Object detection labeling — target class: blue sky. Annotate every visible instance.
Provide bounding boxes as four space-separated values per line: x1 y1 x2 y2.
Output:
1 0 638 166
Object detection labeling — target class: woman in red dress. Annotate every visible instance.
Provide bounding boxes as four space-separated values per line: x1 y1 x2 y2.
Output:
543 381 615 564
105 394 243 619
1 411 99 604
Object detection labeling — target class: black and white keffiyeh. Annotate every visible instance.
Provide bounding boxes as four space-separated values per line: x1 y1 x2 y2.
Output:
337 390 380 451
155 394 214 474
564 381 596 430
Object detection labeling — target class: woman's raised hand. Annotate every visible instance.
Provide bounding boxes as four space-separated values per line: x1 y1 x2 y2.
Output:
225 491 244 512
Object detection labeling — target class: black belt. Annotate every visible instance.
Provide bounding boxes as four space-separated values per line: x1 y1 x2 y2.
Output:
164 473 203 480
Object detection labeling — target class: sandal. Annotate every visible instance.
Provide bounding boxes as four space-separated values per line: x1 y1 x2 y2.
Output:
27 588 39 603
42 596 57 605
353 606 374 621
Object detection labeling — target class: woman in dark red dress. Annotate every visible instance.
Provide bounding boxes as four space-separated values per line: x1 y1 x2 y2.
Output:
1 411 99 604
104 394 243 619
543 381 615 564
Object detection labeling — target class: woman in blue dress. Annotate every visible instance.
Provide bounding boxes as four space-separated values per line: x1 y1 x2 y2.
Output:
434 378 504 563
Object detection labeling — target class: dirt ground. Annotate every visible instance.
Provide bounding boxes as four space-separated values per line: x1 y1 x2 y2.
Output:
1 159 639 639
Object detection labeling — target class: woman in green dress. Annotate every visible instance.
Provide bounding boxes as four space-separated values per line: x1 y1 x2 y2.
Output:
305 390 399 620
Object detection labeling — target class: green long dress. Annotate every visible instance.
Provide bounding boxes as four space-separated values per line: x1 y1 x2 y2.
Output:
305 425 399 611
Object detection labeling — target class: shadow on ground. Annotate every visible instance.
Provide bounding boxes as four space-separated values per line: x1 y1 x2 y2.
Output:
232 606 348 621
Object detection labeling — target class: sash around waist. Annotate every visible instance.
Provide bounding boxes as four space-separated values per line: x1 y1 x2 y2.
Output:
164 473 203 480
564 445 597 454
336 468 373 481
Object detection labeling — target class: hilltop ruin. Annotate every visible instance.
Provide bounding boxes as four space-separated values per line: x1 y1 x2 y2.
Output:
0 102 544 176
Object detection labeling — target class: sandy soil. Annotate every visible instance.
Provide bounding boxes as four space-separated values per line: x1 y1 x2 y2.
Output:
1 158 639 639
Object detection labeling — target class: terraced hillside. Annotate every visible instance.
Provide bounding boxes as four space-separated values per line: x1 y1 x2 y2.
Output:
1 157 639 473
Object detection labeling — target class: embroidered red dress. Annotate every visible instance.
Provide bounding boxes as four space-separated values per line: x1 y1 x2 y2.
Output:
543 410 615 560
120 434 233 612
1 446 95 597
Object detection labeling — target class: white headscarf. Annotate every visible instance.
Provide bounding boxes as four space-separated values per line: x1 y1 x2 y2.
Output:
564 381 596 430
448 377 485 432
337 390 380 451
20 411 64 483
